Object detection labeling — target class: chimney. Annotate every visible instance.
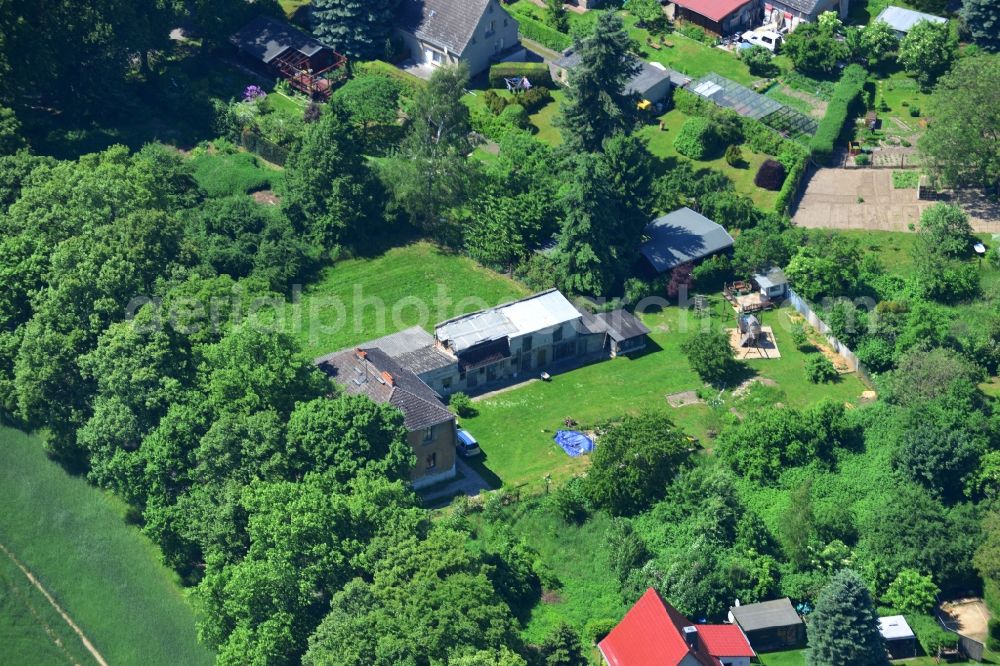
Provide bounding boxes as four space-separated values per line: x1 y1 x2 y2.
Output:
355 348 367 360
682 626 699 651
381 370 395 386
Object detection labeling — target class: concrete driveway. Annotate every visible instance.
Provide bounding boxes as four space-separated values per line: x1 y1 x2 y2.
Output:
793 168 1000 233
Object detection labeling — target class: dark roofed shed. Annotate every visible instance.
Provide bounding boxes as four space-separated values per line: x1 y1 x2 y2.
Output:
728 598 806 652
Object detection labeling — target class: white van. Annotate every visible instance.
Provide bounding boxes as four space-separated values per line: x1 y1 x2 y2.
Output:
742 30 783 52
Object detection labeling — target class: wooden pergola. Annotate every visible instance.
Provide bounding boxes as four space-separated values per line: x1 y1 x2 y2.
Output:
271 49 346 100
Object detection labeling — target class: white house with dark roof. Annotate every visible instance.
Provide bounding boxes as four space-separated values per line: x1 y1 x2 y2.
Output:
395 0 520 76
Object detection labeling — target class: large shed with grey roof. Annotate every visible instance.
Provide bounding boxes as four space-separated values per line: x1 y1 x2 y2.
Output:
728 598 806 652
640 207 735 274
395 0 520 76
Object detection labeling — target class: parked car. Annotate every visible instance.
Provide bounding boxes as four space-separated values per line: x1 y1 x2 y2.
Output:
456 428 481 457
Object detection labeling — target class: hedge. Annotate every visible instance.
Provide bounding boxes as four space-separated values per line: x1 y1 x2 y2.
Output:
809 64 867 165
354 60 426 98
909 614 958 656
673 116 718 159
488 62 554 89
515 14 572 51
774 142 809 213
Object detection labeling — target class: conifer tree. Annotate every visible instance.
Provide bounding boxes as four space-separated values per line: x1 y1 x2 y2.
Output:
807 569 888 666
312 0 401 60
557 12 640 153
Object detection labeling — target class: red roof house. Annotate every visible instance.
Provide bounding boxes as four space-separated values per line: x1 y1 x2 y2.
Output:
598 589 756 666
668 0 761 35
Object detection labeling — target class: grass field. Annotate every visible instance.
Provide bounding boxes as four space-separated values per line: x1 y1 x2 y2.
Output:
190 148 283 196
463 88 565 147
478 503 627 645
623 15 756 85
636 109 780 210
459 303 868 493
291 241 530 357
0 427 212 665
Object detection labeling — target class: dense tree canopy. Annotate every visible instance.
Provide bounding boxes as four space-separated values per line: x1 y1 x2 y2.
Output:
898 20 957 88
920 54 1000 191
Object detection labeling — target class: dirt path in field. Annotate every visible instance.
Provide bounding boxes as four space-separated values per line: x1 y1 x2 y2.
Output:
0 540 108 666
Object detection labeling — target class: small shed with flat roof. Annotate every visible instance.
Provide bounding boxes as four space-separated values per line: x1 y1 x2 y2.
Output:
728 598 806 652
879 615 917 659
640 207 735 274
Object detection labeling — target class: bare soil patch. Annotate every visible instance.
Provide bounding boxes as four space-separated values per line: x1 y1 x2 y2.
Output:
666 390 703 408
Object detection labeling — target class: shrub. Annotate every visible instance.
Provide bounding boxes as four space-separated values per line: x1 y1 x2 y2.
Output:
488 62 555 89
518 86 553 113
725 144 744 167
910 613 959 656
190 150 274 197
810 64 868 164
909 105 920 117
449 392 477 417
584 619 618 645
989 618 1000 652
682 329 739 385
483 89 509 115
740 44 779 77
743 118 785 154
755 159 786 190
673 88 716 117
673 116 719 159
550 476 590 525
988 246 1000 269
855 153 871 166
806 354 838 383
499 103 529 129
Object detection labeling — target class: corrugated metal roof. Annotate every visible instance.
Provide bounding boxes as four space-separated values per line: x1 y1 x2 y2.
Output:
875 5 947 33
435 290 582 352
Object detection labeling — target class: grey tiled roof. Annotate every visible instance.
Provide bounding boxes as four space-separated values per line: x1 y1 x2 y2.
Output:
317 348 454 432
230 15 327 64
769 0 825 17
396 0 506 55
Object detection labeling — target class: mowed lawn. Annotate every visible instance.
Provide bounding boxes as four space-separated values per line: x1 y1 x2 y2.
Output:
0 427 212 665
623 14 757 85
637 109 780 210
460 303 869 492
292 242 529 357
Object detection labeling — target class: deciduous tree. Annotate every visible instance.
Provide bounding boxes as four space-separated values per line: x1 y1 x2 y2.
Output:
898 20 957 88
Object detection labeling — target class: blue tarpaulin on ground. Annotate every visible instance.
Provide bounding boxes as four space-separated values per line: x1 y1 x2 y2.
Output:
554 430 594 457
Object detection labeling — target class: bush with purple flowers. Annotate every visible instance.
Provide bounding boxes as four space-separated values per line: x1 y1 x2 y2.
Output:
243 85 266 102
